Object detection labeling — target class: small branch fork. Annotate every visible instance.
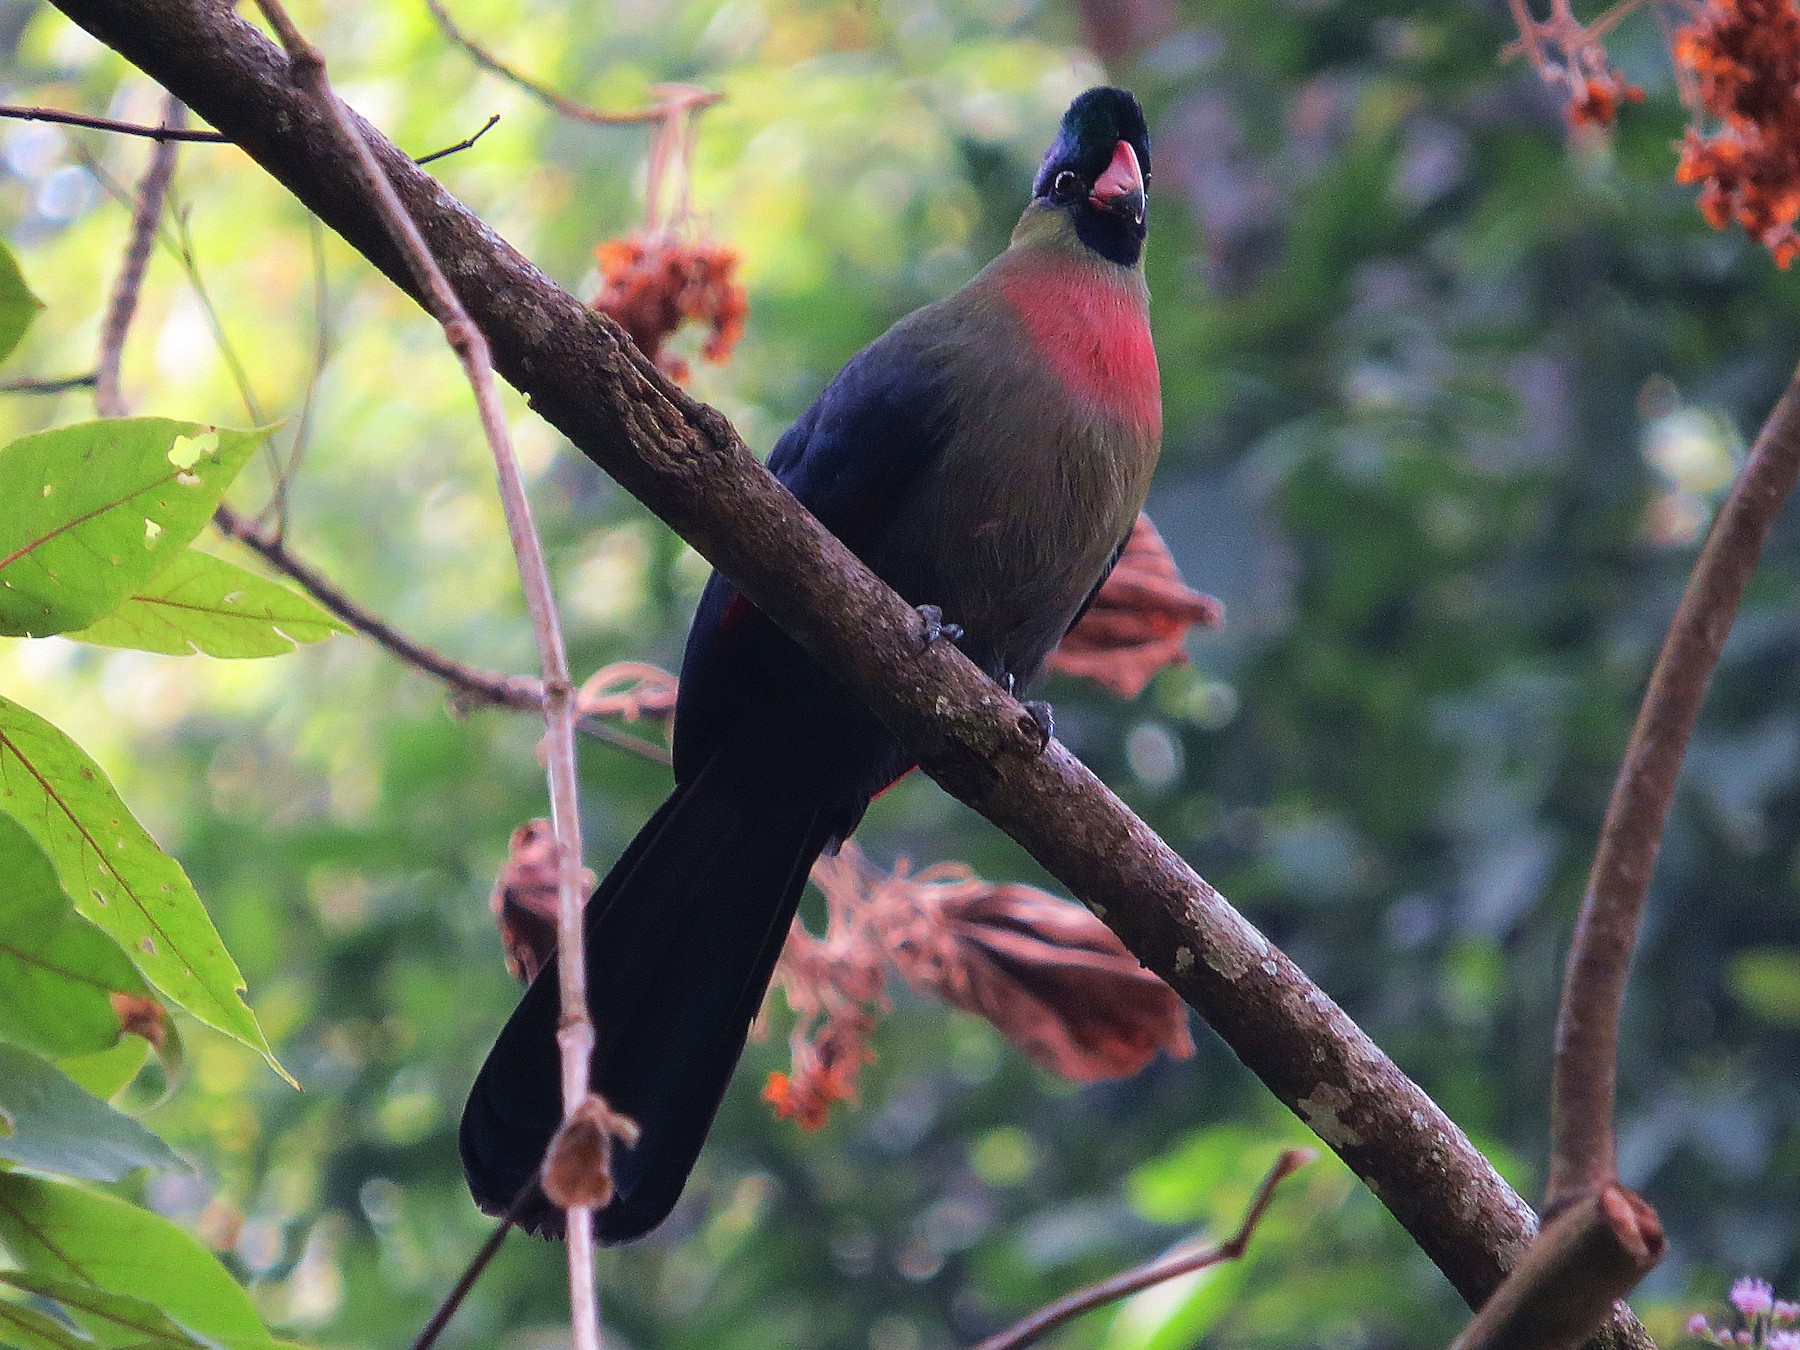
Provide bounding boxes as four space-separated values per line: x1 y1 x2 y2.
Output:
424 0 721 127
1451 362 1800 1350
243 3 602 1347
973 1149 1314 1350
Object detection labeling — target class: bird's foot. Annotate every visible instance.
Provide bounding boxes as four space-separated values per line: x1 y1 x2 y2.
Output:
1001 674 1054 751
917 604 964 649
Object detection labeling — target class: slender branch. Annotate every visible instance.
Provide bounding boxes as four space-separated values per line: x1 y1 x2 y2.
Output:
974 1149 1315 1350
0 103 225 141
424 0 720 126
1450 1187 1664 1350
95 95 183 418
411 1181 534 1350
243 5 598 1344
0 101 498 165
52 4 1658 1343
415 111 500 165
0 373 97 394
1546 359 1800 1211
213 503 539 707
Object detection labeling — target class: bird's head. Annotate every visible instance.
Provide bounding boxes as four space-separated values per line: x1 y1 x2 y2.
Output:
1030 87 1151 267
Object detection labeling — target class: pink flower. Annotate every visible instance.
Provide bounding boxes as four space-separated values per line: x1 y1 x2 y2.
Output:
1689 1314 1715 1338
1778 1303 1800 1325
1733 1279 1776 1319
1768 1331 1800 1350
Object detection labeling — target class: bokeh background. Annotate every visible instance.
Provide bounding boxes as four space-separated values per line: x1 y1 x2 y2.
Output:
0 0 1796 1344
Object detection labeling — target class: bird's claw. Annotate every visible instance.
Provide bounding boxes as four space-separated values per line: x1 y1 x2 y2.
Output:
1001 674 1054 751
917 604 963 649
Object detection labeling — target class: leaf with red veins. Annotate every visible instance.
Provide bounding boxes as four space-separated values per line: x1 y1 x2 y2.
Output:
1047 513 1223 699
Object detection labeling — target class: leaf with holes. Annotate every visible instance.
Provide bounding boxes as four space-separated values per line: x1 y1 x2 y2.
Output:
0 1044 183 1182
0 1174 273 1348
64 547 348 657
0 1271 217 1350
0 694 286 1080
0 811 148 1059
0 418 267 637
0 243 43 365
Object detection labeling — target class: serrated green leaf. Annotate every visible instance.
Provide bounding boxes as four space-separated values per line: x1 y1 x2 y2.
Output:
0 243 44 366
0 1294 87 1350
0 812 147 1060
0 1271 215 1350
64 549 348 658
0 1174 273 1349
0 1044 183 1182
0 695 287 1080
0 419 268 637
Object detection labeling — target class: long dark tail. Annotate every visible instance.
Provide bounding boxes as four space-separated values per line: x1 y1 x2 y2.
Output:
459 752 831 1242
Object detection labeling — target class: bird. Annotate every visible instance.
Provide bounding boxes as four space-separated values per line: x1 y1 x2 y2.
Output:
460 85 1162 1243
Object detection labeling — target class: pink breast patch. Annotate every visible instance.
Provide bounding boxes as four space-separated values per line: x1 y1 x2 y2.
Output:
998 268 1161 434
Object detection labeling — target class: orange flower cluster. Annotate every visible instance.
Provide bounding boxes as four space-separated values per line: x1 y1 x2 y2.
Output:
591 234 748 380
1047 513 1224 699
1674 0 1800 266
762 843 1194 1130
1568 70 1646 128
1503 0 1644 129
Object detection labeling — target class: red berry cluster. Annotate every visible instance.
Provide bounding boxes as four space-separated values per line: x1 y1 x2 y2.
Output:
1675 0 1800 266
591 234 749 380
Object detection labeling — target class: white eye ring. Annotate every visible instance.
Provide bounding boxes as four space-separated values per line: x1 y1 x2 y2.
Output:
1053 170 1082 198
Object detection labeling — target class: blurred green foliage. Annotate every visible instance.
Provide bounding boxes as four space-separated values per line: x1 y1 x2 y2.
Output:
0 0 1798 1345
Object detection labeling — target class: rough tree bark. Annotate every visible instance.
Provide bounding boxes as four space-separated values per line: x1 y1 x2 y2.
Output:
40 0 1654 1341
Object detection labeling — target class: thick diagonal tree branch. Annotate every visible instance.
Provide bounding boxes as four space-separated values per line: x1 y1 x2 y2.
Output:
44 1 1646 1340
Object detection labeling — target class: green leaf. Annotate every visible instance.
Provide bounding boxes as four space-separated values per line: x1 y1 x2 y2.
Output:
0 419 267 637
64 549 348 658
0 694 286 1079
0 1271 216 1349
0 812 147 1060
0 1294 87 1350
0 1174 273 1349
0 1043 183 1182
55 1036 150 1101
0 243 44 365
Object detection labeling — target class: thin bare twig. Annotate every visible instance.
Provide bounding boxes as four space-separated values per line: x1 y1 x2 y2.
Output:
410 1180 533 1350
95 95 183 418
1 101 500 165
974 1149 1315 1350
212 505 674 761
424 0 719 126
0 373 97 394
246 4 598 1344
415 111 500 165
0 103 225 142
1547 359 1800 1212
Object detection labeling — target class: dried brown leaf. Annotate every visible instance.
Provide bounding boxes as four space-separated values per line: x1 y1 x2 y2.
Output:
921 881 1196 1081
489 819 596 983
1047 513 1223 699
540 1093 641 1210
